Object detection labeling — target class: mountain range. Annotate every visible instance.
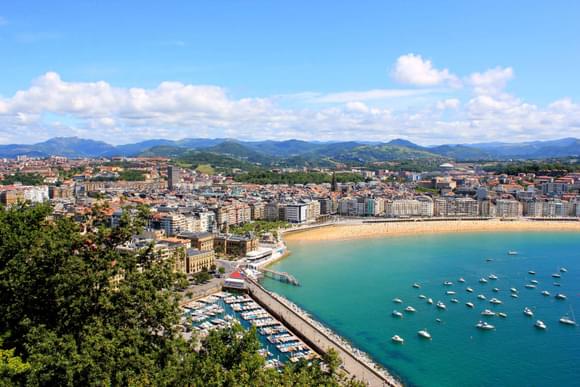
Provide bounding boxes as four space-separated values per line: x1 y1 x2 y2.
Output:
1 136 579 164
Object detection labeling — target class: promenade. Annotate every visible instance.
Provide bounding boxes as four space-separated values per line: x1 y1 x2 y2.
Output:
247 279 399 387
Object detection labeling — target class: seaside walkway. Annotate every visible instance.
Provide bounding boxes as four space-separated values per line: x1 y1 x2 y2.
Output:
259 268 300 286
246 279 399 387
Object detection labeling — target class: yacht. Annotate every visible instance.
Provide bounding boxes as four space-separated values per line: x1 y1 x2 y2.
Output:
451 298 459 304
458 277 466 283
507 250 518 255
490 298 502 305
559 316 577 326
534 320 547 330
488 274 498 280
497 312 508 318
523 307 534 317
552 273 561 279
481 309 495 316
427 298 433 305
525 284 536 289
417 330 432 339
492 287 500 293
555 293 567 300
446 290 456 295
510 288 518 293
477 294 486 300
466 287 474 293
392 310 403 318
476 321 495 330
511 293 519 298
405 306 416 313
392 335 404 344
479 278 488 284
530 279 539 285
560 267 568 273
393 298 403 304
528 270 536 275
443 281 453 286
541 290 550 297
436 301 446 310
413 283 421 289
466 302 475 308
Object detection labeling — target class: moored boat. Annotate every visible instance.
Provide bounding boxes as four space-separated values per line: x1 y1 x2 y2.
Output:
477 294 486 300
413 283 421 289
490 298 502 305
481 309 495 316
523 307 533 317
405 306 416 313
466 302 475 308
392 335 404 344
436 301 446 310
535 320 547 330
555 293 567 300
541 290 550 296
393 298 403 304
418 329 432 339
392 310 403 318
466 287 474 293
476 321 495 330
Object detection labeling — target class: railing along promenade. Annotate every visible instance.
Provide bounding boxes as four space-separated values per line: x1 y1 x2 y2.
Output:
246 279 399 387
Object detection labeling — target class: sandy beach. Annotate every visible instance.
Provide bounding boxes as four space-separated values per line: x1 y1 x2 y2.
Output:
283 219 580 242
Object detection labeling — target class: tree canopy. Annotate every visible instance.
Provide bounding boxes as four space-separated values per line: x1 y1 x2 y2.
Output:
0 203 361 386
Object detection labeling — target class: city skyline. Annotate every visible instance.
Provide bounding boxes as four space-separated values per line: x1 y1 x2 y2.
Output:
1 1 580 145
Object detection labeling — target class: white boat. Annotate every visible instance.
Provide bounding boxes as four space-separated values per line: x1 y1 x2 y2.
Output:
525 284 536 289
552 273 561 278
392 335 404 344
466 302 475 308
511 294 519 298
476 321 495 330
490 298 502 305
488 274 498 280
436 301 446 310
479 278 488 284
481 309 495 316
405 306 416 313
419 294 427 299
535 320 547 330
427 298 433 305
413 283 421 289
555 293 567 300
530 279 539 285
510 288 518 293
393 298 403 304
553 282 561 287
458 277 465 283
492 287 500 293
497 312 508 318
528 270 536 275
560 267 568 273
560 316 576 326
435 318 442 323
523 307 534 317
508 250 518 255
446 290 456 295
451 298 459 304
477 294 486 300
417 330 432 339
443 281 453 286
541 290 550 296
392 310 403 318
466 287 474 293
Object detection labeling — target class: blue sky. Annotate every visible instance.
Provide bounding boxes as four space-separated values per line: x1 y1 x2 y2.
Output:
1 1 580 144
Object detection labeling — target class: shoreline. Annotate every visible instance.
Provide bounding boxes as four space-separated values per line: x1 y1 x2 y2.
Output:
283 219 580 242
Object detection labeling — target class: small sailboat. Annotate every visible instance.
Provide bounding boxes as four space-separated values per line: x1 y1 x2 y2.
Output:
393 298 403 304
525 284 536 289
466 287 474 293
553 282 561 287
405 306 416 313
427 298 433 305
413 283 421 289
534 320 547 330
458 277 465 283
466 302 475 308
392 310 403 318
523 307 533 317
476 321 495 330
497 312 508 318
451 298 459 304
486 258 493 262
511 293 519 298
530 279 538 285
436 301 446 310
492 287 500 293
488 274 498 280
481 309 495 316
560 267 568 273
555 293 567 300
490 298 502 305
443 281 453 286
510 288 518 293
507 250 518 255
446 290 456 295
541 290 550 296
552 273 561 279
559 316 576 326
528 270 536 275
477 294 486 300
479 278 488 284
392 335 404 344
418 329 432 339
418 294 427 299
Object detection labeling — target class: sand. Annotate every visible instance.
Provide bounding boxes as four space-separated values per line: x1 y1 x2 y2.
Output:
283 219 580 242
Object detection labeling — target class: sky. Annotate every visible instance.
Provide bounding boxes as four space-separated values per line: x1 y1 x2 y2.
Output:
1 1 580 145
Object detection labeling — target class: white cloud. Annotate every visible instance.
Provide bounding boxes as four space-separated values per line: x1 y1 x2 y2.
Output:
391 54 460 87
0 16 7 26
289 88 438 104
436 98 460 110
467 66 513 95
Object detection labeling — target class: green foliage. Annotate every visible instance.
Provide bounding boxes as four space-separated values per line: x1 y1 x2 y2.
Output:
1 173 44 186
234 171 364 185
229 220 289 236
195 164 215 175
484 160 580 176
0 203 359 386
118 169 146 181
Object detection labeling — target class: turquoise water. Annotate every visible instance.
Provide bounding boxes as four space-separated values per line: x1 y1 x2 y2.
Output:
262 232 580 387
